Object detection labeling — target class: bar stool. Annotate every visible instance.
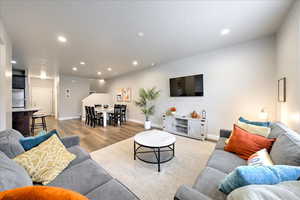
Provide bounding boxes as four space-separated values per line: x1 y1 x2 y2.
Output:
31 114 48 135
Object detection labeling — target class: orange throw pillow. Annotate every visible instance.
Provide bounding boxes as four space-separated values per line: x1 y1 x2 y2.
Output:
224 124 275 160
0 186 88 200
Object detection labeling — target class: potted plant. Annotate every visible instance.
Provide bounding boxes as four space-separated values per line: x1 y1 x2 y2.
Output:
135 87 160 129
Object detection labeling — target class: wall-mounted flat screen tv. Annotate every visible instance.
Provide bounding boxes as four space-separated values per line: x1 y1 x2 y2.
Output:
169 74 203 97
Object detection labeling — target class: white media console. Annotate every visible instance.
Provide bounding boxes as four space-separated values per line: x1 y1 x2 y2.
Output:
162 115 207 140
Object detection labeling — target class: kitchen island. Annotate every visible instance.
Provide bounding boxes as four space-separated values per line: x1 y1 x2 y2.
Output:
12 108 39 137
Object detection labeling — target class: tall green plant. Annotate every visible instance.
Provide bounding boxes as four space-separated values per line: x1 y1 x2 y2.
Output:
135 87 160 121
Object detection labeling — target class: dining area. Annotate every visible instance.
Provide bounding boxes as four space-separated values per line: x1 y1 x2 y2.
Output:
84 104 127 128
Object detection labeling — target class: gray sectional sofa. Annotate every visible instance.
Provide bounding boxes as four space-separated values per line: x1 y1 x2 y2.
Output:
175 122 300 200
0 129 139 200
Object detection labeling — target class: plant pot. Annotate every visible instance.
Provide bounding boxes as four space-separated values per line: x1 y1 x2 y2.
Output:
144 121 151 130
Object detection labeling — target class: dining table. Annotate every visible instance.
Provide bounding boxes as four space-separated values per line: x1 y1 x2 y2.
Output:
95 107 114 127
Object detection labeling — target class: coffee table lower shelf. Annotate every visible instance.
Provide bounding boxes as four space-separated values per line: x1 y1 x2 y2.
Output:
134 141 175 172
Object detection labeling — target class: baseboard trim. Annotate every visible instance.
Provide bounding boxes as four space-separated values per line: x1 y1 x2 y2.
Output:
207 134 219 141
128 119 162 129
58 116 81 121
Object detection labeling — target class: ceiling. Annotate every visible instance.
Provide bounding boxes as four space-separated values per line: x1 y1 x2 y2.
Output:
0 0 294 79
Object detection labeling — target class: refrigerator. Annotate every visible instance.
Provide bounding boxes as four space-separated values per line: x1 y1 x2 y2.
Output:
12 89 25 108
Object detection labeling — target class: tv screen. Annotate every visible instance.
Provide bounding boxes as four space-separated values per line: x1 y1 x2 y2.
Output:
169 74 203 97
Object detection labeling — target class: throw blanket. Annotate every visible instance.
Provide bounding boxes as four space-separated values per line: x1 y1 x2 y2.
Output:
227 181 300 200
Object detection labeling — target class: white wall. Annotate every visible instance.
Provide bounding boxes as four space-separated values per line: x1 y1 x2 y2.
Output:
107 37 277 138
276 1 300 131
0 18 12 130
53 76 59 119
89 79 107 93
58 75 90 120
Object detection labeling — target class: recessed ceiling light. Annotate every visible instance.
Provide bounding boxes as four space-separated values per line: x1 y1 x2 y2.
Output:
221 28 231 36
151 62 156 66
72 67 77 71
57 35 67 43
99 79 105 83
132 60 138 66
107 67 112 71
137 32 144 37
97 71 102 75
80 61 85 65
11 60 17 64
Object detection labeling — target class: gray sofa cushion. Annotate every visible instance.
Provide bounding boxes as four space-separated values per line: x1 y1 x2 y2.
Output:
206 150 246 174
47 159 112 195
269 122 289 139
175 185 212 200
194 167 227 200
0 129 25 158
270 130 300 166
67 145 90 167
86 179 139 200
0 151 32 191
61 136 80 148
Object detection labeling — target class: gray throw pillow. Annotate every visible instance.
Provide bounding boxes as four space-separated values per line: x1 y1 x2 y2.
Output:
0 129 25 158
269 122 289 139
0 151 32 191
270 130 300 166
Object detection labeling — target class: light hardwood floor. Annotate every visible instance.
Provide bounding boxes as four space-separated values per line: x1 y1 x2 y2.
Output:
35 117 145 152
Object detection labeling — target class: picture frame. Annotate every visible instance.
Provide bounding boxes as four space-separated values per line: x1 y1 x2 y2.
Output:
278 77 286 102
65 88 71 98
116 94 122 102
122 88 131 102
116 89 123 102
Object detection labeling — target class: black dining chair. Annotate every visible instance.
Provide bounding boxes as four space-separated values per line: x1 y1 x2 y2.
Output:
108 105 122 126
121 105 127 123
85 106 90 125
90 106 104 128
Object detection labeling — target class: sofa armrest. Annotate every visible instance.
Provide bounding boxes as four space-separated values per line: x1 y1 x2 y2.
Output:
61 136 80 148
174 185 212 200
220 129 231 138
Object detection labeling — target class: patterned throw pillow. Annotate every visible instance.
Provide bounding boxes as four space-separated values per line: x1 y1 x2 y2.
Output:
247 149 274 166
13 134 76 185
238 117 270 127
237 121 271 138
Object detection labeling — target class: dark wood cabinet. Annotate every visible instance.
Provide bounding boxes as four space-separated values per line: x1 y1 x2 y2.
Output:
12 75 26 89
12 110 38 137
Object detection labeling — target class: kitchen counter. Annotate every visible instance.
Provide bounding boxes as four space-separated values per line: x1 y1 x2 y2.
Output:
12 108 39 112
12 108 39 137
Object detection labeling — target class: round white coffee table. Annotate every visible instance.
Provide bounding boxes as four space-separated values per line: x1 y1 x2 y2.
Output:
134 130 176 172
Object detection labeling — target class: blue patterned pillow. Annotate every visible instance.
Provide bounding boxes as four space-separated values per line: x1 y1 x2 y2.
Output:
19 129 59 151
239 117 270 127
219 165 300 194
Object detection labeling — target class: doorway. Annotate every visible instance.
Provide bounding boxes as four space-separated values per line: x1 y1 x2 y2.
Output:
30 78 54 115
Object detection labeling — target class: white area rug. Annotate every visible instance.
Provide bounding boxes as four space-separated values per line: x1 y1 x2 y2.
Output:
91 135 215 200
